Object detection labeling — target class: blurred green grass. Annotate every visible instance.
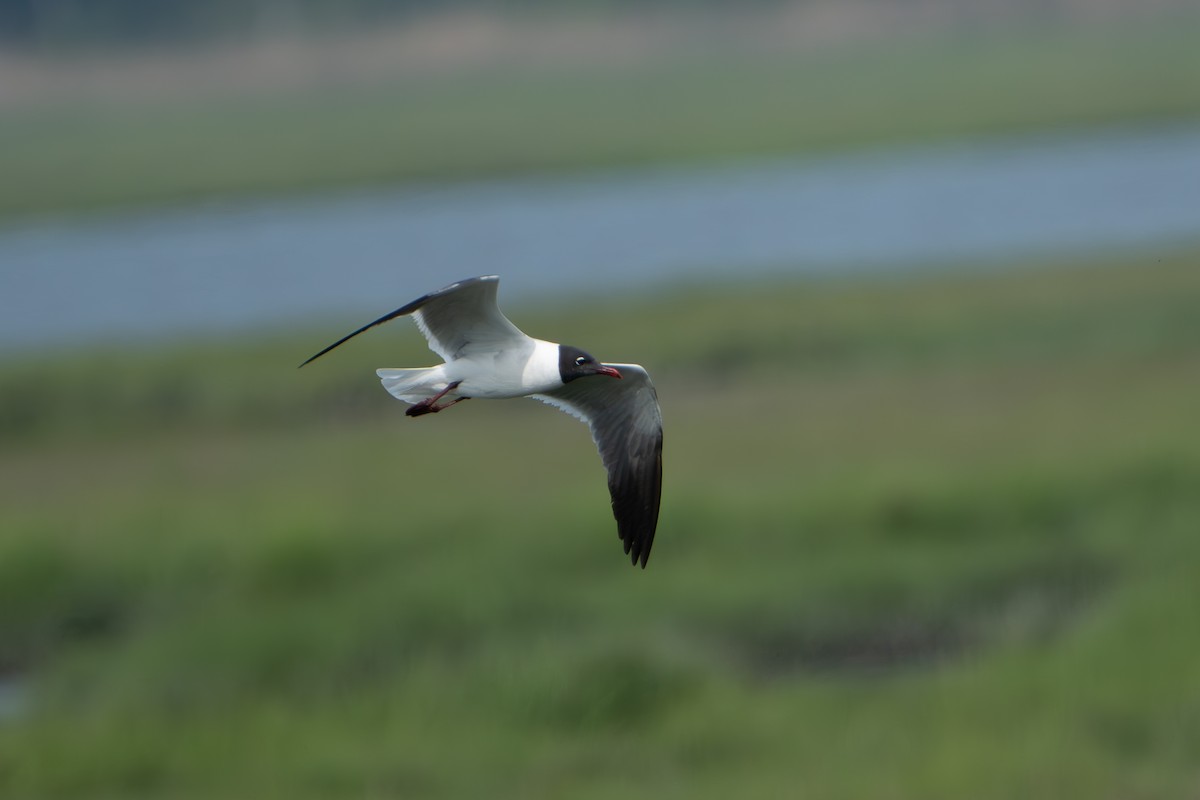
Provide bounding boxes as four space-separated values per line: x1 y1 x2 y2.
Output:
3 18 1200 220
2 250 1200 797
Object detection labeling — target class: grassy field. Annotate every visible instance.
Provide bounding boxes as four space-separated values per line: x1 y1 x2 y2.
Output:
2 249 1199 797
2 17 1200 221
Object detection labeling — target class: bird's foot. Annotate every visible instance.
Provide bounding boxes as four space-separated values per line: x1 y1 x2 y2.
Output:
405 400 437 417
405 382 465 417
406 397 468 416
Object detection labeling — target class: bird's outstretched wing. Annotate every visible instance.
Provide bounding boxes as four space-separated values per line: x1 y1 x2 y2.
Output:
535 364 663 568
300 275 529 366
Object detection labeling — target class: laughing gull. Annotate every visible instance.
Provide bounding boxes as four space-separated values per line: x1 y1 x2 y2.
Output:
300 275 663 567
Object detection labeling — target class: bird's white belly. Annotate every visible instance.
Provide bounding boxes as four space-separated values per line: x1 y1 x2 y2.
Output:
450 339 561 399
457 371 534 399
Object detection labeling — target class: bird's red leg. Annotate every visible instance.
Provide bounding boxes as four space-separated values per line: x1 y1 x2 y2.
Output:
405 381 466 417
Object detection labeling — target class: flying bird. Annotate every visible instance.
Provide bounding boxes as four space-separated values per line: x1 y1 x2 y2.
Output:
300 276 663 567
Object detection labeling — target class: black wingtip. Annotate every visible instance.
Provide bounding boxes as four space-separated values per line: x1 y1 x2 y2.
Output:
298 304 417 368
626 539 651 568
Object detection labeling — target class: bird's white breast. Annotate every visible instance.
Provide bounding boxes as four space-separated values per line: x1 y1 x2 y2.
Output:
451 338 561 399
519 339 563 394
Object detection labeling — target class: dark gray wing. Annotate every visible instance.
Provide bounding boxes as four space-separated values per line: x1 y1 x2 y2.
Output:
300 275 529 367
534 364 663 568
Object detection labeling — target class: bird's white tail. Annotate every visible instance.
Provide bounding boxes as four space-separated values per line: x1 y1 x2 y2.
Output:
376 367 446 405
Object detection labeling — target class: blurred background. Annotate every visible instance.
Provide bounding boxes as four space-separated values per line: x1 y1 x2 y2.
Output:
2 1 1200 797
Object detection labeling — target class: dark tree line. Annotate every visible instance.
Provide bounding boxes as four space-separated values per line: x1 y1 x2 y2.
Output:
0 0 421 45
0 0 772 47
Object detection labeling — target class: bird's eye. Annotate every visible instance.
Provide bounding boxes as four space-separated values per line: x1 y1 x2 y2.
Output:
575 356 588 366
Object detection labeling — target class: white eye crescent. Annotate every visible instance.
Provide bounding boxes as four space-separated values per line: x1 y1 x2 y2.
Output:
575 356 587 366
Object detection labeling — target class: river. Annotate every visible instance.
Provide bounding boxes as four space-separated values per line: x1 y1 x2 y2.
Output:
2 122 1199 352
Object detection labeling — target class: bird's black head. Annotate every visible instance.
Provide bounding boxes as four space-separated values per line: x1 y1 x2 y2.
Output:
558 345 623 383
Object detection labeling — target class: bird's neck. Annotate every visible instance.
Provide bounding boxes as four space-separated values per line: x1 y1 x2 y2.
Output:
521 339 565 391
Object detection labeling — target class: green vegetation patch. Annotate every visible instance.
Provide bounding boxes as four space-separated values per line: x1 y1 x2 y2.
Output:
2 250 1200 797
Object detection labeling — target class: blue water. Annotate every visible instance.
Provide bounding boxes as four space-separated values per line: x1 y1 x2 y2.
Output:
3 123 1200 352
0 676 28 723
